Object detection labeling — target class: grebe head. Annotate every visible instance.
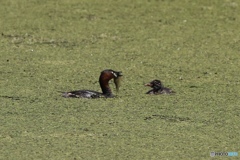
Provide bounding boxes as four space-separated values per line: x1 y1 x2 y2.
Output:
145 79 162 90
100 69 122 80
99 69 123 95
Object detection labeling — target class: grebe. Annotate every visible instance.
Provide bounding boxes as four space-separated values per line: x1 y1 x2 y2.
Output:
62 69 122 98
145 79 175 94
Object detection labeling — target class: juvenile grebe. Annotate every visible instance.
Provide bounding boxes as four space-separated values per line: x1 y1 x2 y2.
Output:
145 79 175 94
62 69 122 98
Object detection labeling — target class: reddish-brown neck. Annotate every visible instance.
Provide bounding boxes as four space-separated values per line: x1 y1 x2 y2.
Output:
99 74 114 97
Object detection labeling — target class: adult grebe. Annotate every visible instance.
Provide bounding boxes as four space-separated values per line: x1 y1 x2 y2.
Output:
62 69 122 98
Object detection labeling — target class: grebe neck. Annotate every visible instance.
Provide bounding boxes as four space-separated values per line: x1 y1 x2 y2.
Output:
99 79 113 97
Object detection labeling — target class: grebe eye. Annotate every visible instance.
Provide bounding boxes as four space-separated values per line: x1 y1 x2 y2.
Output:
111 71 117 77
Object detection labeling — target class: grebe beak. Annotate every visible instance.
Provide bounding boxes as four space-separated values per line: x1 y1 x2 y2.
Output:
144 83 152 87
116 71 123 77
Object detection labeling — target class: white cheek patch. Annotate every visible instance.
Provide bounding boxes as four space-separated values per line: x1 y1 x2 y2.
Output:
112 71 117 77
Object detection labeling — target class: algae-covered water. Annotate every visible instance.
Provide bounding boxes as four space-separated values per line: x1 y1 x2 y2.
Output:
0 0 239 159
